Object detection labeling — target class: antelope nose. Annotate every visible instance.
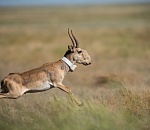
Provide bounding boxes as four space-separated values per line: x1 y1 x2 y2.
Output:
89 62 91 65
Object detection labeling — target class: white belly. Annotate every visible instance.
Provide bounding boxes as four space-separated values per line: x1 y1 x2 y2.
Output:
23 81 54 94
36 81 54 91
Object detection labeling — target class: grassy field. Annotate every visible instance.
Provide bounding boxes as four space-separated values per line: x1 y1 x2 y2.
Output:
0 4 150 130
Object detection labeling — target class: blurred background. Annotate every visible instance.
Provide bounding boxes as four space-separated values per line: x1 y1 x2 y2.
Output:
0 0 150 130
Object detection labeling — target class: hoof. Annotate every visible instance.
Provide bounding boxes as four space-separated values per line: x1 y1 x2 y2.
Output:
77 101 84 106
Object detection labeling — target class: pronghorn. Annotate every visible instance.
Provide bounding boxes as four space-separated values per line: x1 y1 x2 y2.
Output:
0 28 91 106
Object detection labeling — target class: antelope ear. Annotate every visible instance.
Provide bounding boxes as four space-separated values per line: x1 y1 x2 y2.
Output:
68 45 74 52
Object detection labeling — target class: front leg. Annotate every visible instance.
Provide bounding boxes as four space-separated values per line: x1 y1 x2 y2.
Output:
57 83 83 106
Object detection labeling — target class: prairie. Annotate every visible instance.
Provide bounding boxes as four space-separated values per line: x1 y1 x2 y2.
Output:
0 4 150 130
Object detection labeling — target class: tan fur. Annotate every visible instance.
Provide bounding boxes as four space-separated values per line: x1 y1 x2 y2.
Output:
0 29 91 106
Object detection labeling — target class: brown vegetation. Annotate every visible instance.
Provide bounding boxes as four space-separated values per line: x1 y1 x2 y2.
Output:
0 4 150 130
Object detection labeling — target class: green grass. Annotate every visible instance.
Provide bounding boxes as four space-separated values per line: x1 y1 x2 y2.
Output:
0 4 150 130
0 83 149 130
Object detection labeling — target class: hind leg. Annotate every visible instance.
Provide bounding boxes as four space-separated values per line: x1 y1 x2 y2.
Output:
0 92 20 99
0 80 22 99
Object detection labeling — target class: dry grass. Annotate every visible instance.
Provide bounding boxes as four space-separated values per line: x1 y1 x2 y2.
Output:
0 4 150 130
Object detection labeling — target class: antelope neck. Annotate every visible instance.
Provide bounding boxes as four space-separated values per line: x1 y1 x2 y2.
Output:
61 57 77 72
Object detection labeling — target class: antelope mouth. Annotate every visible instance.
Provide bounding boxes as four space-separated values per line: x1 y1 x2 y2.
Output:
83 62 91 66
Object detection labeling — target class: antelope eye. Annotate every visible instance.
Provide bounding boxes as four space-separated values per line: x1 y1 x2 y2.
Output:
78 50 82 54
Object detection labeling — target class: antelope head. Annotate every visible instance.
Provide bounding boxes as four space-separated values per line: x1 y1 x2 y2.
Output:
64 28 91 67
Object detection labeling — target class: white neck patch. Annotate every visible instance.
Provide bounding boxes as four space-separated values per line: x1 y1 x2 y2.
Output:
62 57 77 72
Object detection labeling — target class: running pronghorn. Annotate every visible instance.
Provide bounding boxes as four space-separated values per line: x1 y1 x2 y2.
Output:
0 28 91 106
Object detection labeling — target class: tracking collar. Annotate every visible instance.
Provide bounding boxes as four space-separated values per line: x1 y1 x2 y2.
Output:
62 57 77 72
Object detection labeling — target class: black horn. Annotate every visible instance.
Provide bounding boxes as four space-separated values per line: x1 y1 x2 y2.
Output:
71 29 79 48
68 28 76 47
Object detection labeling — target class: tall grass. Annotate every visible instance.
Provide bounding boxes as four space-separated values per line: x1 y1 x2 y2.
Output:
0 82 149 130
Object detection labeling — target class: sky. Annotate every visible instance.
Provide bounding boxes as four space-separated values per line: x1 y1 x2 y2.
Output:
0 0 149 6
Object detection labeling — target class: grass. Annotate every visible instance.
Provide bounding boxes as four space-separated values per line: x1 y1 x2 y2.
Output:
0 83 149 130
0 3 150 130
